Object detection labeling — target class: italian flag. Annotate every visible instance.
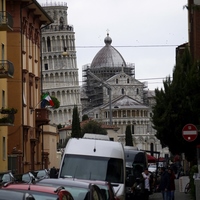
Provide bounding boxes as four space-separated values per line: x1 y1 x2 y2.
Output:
42 94 54 107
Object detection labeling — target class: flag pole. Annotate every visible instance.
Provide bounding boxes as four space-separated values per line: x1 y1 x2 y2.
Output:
31 100 43 114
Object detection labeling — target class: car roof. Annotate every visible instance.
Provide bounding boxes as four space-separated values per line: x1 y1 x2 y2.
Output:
38 178 93 189
3 183 62 194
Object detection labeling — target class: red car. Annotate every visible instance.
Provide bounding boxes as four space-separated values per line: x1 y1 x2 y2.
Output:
75 179 119 200
2 183 74 200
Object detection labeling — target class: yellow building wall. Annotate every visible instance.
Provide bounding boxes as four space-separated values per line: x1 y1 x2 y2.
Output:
0 0 8 171
43 125 59 168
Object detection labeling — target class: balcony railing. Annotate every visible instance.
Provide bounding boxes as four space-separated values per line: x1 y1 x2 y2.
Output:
0 113 15 126
0 11 13 31
35 108 50 126
0 60 14 78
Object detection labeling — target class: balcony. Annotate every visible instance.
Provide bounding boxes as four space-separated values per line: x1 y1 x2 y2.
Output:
0 60 14 78
35 108 50 127
0 11 13 31
0 108 17 126
0 113 15 126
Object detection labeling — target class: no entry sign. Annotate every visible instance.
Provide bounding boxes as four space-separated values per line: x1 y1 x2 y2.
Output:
182 124 198 142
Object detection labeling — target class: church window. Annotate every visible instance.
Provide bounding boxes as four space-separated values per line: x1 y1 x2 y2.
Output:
44 63 48 70
116 79 118 84
122 88 124 94
127 78 129 83
136 88 139 95
96 114 98 118
132 125 134 134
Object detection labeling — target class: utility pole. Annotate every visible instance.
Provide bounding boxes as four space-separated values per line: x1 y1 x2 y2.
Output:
86 69 112 125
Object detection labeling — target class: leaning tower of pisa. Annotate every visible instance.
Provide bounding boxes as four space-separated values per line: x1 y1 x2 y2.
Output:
41 2 82 126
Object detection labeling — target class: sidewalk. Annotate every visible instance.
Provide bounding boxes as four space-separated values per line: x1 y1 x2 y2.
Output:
149 179 191 200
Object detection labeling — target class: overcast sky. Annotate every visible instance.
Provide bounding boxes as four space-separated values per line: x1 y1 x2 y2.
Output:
38 0 188 90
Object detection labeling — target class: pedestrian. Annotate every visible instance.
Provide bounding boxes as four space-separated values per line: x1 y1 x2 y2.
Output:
49 166 57 178
168 168 176 200
158 167 170 200
142 168 151 200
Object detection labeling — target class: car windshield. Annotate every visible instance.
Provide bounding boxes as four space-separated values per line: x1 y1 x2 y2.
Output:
60 154 124 183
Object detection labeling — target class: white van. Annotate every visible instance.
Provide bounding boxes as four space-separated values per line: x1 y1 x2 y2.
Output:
59 138 125 200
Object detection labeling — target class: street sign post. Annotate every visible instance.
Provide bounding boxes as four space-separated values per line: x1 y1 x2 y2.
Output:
182 124 198 142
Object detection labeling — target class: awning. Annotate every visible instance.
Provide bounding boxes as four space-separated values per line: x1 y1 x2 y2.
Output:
147 154 157 163
158 157 166 162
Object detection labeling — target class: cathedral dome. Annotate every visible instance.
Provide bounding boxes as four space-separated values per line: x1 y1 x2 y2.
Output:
90 34 126 68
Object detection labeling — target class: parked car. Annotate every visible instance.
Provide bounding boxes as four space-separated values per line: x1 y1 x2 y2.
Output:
148 164 157 173
36 178 104 200
14 172 38 183
31 169 50 180
76 179 118 200
0 171 15 187
2 183 74 200
0 189 35 200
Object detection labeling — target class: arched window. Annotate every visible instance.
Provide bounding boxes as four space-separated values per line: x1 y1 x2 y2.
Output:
60 17 64 30
136 88 139 95
116 79 118 84
47 37 51 52
122 88 124 94
127 78 129 83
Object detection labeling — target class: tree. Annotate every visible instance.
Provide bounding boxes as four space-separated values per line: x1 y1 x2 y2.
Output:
81 120 107 137
57 124 63 130
152 48 200 161
125 125 133 146
71 105 81 138
41 95 60 109
50 96 60 109
82 114 89 121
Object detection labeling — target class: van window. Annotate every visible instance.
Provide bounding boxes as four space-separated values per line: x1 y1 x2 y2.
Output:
60 154 124 183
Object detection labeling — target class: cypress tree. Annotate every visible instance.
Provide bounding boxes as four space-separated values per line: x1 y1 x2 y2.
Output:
71 105 81 138
125 125 133 146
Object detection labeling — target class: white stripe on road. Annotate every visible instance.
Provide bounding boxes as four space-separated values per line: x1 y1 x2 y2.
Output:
183 130 197 135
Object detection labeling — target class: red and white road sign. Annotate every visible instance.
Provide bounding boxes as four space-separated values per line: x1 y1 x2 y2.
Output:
182 124 198 142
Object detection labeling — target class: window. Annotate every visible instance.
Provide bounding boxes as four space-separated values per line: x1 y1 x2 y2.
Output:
29 73 34 108
2 137 6 160
96 114 98 118
127 78 129 83
132 125 134 134
116 79 118 84
2 43 4 61
2 90 5 108
136 88 139 95
44 63 48 70
122 88 124 94
47 37 51 52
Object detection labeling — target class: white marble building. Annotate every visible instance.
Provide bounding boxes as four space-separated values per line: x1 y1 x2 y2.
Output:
41 2 82 126
81 34 169 157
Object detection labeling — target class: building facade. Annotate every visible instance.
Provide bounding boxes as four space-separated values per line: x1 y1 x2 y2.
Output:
41 2 82 126
81 34 169 157
0 0 14 172
6 0 53 173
